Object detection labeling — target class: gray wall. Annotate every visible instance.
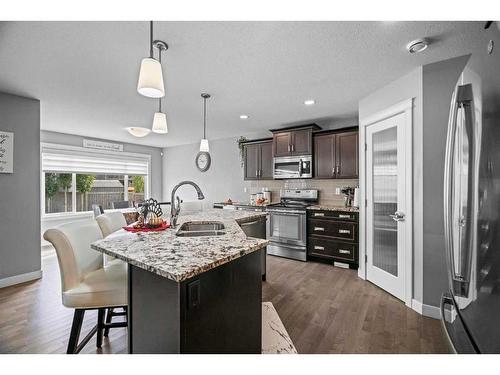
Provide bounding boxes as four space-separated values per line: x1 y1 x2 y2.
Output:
421 55 470 307
41 130 163 199
0 92 41 281
162 136 248 205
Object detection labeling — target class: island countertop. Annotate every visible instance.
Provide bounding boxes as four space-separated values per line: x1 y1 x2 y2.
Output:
90 209 269 283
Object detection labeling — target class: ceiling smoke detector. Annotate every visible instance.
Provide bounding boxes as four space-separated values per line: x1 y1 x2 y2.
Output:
406 38 429 54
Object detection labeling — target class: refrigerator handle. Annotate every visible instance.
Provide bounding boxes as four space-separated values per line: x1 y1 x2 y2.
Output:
444 86 459 290
444 84 475 295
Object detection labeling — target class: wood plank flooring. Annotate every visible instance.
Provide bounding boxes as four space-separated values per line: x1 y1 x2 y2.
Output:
0 252 450 354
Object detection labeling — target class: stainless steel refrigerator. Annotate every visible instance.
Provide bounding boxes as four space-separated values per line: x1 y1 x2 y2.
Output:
441 23 500 353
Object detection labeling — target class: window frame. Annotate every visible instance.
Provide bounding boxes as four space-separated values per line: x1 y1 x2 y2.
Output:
40 142 151 219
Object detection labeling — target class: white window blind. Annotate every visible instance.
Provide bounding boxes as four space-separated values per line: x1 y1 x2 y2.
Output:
42 145 149 175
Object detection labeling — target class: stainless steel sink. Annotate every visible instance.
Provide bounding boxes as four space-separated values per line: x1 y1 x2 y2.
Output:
176 221 226 237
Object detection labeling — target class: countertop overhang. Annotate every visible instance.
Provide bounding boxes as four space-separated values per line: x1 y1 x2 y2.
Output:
91 210 268 283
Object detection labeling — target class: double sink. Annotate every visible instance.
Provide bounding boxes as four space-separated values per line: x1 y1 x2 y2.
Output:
175 221 226 237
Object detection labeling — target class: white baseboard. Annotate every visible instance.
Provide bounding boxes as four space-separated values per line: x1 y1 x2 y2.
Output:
422 303 441 319
412 298 441 319
411 299 423 314
0 270 43 289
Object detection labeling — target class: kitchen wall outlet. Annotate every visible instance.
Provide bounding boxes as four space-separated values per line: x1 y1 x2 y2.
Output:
335 187 341 195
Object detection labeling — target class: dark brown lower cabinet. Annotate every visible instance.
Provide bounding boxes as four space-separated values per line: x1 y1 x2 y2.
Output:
307 209 358 268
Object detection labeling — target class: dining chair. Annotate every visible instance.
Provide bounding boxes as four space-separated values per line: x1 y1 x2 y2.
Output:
95 211 129 337
43 220 127 354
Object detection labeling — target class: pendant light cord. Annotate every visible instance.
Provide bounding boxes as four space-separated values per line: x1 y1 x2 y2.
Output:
158 47 162 112
203 96 207 139
149 21 153 58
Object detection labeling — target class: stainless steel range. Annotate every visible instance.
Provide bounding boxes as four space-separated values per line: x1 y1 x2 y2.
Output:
266 189 318 261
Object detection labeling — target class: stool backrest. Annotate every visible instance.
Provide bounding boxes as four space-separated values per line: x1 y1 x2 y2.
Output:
43 220 103 292
96 211 127 238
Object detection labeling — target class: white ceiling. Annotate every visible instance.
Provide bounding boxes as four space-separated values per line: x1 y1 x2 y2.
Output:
0 21 487 148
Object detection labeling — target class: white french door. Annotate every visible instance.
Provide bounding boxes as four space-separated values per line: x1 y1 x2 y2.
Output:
366 112 410 302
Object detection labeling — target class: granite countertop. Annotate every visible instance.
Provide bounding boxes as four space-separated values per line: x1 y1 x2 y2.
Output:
307 205 359 213
91 210 269 283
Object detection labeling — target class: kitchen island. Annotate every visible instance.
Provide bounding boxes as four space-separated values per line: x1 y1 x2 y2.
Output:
91 210 268 354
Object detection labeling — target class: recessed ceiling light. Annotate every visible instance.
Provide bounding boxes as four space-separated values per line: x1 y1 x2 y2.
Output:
240 115 249 119
304 99 316 106
126 127 151 137
406 38 429 54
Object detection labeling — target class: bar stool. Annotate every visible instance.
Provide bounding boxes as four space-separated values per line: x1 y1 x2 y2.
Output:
43 220 128 353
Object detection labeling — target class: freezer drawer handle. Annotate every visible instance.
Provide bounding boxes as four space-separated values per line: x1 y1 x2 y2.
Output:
338 249 350 254
338 229 351 234
314 227 325 231
314 246 324 250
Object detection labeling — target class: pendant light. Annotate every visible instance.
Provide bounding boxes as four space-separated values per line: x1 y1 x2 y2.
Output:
199 93 211 152
137 21 165 98
151 40 168 134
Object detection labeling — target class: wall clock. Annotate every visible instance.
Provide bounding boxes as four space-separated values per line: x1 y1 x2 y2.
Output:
195 151 211 172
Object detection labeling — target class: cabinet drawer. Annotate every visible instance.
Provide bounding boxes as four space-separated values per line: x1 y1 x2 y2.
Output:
308 210 357 221
307 237 356 262
308 219 357 241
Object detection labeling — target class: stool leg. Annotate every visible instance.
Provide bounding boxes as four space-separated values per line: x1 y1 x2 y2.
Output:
67 309 85 354
96 308 105 348
103 308 113 337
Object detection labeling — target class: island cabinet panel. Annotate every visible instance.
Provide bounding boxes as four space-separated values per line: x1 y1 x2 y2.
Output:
128 250 262 354
243 140 273 180
307 209 359 268
313 129 359 179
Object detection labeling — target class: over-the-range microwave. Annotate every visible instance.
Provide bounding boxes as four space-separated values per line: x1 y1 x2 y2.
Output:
273 155 312 179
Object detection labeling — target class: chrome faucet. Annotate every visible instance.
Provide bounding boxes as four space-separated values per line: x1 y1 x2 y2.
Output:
170 181 205 227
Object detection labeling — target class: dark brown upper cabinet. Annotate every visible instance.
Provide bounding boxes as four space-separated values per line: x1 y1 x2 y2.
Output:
243 139 273 180
271 124 320 157
314 129 359 179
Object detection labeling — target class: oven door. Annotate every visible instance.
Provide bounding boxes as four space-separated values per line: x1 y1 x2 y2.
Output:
273 156 312 179
268 209 307 246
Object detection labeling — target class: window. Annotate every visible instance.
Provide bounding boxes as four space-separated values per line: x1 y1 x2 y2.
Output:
42 144 150 216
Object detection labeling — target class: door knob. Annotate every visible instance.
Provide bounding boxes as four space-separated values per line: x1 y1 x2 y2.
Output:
389 211 405 222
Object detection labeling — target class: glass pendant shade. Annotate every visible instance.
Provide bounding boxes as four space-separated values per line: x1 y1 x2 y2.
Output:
127 127 151 137
137 57 165 98
199 139 209 152
152 112 168 134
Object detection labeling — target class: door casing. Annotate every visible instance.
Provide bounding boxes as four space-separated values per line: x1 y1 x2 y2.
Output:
359 98 414 308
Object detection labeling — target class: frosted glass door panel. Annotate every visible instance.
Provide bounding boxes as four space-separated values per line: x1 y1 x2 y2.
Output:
372 126 398 276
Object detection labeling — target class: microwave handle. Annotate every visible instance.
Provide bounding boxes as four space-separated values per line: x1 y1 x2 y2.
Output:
298 158 303 177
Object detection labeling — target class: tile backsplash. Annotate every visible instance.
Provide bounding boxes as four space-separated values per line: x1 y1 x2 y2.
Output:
244 178 359 206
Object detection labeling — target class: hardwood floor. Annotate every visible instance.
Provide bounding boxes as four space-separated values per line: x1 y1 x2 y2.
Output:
263 255 450 353
0 253 450 354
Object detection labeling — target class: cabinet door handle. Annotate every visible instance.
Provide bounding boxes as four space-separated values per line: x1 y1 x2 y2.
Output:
314 227 325 231
288 144 291 152
314 246 325 250
339 229 351 234
338 214 351 219
314 213 325 217
337 165 341 175
338 249 350 254
291 144 294 152
256 170 258 177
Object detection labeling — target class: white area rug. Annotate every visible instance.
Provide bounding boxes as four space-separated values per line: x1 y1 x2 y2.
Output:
262 302 297 354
